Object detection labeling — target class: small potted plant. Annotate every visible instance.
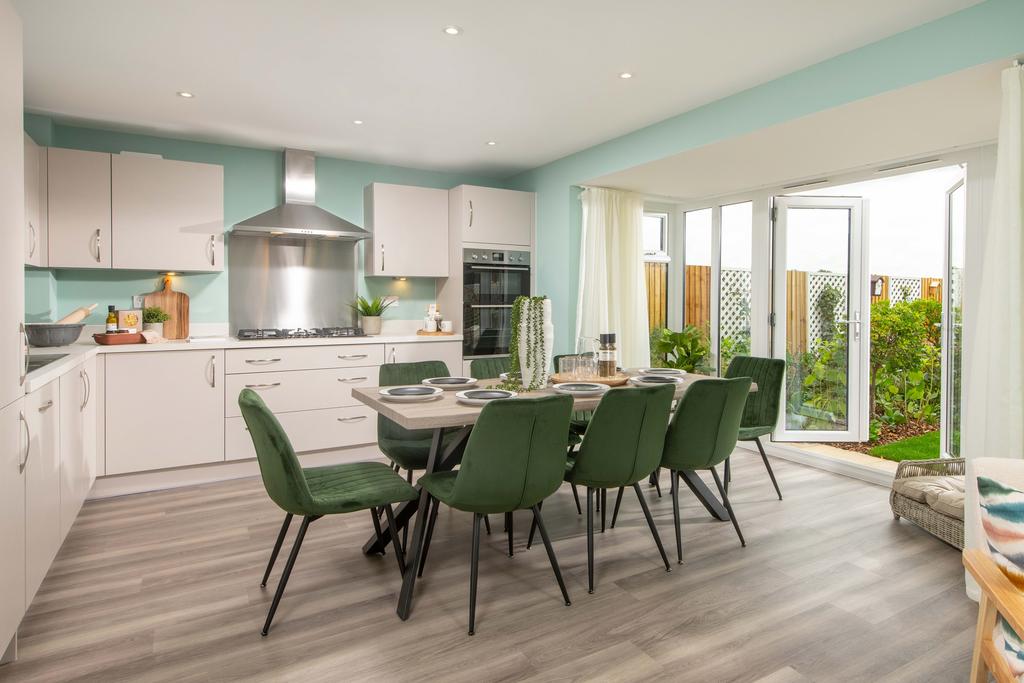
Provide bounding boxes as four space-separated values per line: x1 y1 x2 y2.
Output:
350 295 394 336
142 306 170 337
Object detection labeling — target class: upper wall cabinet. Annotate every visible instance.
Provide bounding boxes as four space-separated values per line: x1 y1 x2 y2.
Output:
47 148 112 269
451 185 534 248
364 183 448 277
112 154 224 272
24 133 47 267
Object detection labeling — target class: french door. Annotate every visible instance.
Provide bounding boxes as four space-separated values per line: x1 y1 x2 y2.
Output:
771 196 868 442
941 177 966 457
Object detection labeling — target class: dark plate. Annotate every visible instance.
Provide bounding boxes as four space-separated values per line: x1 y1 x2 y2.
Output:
634 375 678 383
464 390 513 399
560 383 604 391
428 377 473 385
386 386 436 396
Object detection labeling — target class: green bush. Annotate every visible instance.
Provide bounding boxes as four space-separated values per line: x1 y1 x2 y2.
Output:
650 325 713 373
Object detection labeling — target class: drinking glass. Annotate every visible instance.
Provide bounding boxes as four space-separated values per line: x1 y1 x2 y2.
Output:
577 355 597 380
559 355 578 379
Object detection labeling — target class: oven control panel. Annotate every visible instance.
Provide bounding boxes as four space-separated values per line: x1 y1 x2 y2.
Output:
463 249 531 265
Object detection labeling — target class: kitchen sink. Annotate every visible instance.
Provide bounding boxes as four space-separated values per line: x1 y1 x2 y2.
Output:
26 353 69 373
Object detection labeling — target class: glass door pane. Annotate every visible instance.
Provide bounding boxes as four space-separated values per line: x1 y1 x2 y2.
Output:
720 202 752 373
772 196 866 442
943 179 966 456
683 208 713 361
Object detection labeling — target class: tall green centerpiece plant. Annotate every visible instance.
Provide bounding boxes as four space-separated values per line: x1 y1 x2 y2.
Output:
499 295 552 391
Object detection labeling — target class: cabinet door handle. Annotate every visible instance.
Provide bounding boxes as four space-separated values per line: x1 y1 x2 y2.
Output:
19 410 30 473
208 355 217 388
337 354 368 360
80 370 90 410
468 200 474 227
389 347 396 363
20 323 28 386
244 358 282 365
337 415 367 423
94 229 102 263
209 235 216 267
244 382 281 390
337 376 368 383
37 399 54 413
380 243 384 272
27 222 37 258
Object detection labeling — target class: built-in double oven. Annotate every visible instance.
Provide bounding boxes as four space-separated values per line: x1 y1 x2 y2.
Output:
462 248 531 358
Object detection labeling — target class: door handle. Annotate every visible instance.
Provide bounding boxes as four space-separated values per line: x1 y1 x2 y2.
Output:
244 358 282 365
244 382 281 390
80 369 91 410
337 376 368 383
468 200 474 227
94 228 102 263
337 354 368 360
27 221 37 258
835 312 861 341
19 410 30 473
208 355 217 388
337 415 368 423
389 348 396 363
37 399 54 413
209 235 216 267
20 323 28 386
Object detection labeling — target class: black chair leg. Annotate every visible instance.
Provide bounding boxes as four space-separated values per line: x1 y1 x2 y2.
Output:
531 505 571 606
526 500 541 550
262 515 315 636
670 470 682 564
468 513 482 635
711 466 746 547
505 512 514 557
632 483 671 572
383 504 406 575
483 514 491 535
724 457 731 492
755 437 783 500
601 489 607 533
261 513 293 587
571 483 582 515
610 487 624 528
417 496 439 577
586 487 595 593
648 469 662 497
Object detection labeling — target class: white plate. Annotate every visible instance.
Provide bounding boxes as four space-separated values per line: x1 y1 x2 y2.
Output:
422 376 478 390
638 367 685 376
629 375 684 387
379 385 444 402
456 388 517 406
552 382 608 396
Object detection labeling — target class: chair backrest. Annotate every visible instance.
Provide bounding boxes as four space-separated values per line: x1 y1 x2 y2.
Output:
378 360 450 443
448 394 573 513
662 377 752 471
724 356 785 430
569 384 675 488
552 352 596 373
469 357 510 380
238 388 313 515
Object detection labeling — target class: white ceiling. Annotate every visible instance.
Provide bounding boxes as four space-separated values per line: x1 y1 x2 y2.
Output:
14 0 982 177
588 61 1002 200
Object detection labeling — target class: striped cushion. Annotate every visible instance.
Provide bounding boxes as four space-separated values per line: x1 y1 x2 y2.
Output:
978 476 1024 678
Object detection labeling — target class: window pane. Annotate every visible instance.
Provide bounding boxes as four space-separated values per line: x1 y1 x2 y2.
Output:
643 214 665 253
720 202 752 373
682 209 712 361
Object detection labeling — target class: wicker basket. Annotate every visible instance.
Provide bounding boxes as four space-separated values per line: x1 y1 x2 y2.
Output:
890 457 965 549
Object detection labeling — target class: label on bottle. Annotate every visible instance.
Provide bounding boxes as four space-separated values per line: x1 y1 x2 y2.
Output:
106 323 117 333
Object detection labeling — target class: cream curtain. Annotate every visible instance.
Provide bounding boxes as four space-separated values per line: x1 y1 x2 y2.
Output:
964 64 1024 593
575 187 651 369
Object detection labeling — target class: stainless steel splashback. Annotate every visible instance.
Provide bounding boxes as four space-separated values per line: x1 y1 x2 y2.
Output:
228 233 357 334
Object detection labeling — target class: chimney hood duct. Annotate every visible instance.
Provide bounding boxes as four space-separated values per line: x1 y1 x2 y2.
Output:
233 149 370 240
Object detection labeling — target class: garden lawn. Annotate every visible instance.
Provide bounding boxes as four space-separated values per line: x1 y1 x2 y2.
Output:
868 430 940 462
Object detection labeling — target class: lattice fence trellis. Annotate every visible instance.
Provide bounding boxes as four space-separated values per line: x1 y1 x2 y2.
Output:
888 277 922 303
720 268 751 340
807 272 848 344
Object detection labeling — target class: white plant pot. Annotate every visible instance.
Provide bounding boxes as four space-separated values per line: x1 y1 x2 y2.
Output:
517 299 554 388
143 322 164 337
361 316 382 335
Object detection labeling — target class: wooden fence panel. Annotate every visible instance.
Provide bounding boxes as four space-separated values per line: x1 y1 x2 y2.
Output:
921 277 943 302
644 262 668 331
786 270 808 355
684 265 711 330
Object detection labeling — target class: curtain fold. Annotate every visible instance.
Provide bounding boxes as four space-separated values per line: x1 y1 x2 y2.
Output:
575 187 651 369
964 64 1024 588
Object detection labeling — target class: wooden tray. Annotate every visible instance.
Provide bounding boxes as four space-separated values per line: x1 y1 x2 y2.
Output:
93 332 145 345
416 330 456 336
550 372 630 387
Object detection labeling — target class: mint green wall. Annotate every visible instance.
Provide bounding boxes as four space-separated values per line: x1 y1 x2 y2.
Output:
507 0 1024 352
24 117 500 325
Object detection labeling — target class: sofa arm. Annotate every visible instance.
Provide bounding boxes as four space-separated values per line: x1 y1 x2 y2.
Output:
893 457 965 482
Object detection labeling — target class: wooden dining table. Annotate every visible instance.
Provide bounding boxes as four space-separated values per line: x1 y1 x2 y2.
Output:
352 372 757 621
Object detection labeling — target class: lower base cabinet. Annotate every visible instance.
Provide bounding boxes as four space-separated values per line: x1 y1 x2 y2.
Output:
226 405 377 461
0 399 26 653
60 357 97 538
105 350 225 475
25 380 60 604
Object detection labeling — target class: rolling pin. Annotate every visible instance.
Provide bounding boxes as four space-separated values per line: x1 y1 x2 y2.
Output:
56 304 97 324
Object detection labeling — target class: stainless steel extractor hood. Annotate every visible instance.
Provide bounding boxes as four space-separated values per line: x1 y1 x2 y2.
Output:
233 149 370 240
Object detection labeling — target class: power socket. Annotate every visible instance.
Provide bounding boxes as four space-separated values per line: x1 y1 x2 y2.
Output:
132 295 145 309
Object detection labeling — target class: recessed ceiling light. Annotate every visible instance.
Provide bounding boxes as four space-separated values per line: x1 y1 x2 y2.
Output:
353 120 364 125
618 72 633 80
176 91 194 98
443 25 462 36
486 141 497 146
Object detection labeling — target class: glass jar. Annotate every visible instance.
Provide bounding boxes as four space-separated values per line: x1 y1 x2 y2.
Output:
598 333 617 377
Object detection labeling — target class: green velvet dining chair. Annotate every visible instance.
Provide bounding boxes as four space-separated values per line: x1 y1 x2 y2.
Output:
239 389 419 636
416 394 574 635
661 377 752 563
469 356 510 380
723 356 786 500
562 384 676 593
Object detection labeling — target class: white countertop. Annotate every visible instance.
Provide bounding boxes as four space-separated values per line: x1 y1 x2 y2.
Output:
23 332 463 393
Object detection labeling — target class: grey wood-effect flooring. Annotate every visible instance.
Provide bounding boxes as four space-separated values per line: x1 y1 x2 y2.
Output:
2 455 974 682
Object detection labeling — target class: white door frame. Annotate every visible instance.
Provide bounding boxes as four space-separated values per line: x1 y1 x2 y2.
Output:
940 174 966 457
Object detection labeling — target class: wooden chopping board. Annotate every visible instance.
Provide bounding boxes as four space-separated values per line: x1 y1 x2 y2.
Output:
143 277 189 339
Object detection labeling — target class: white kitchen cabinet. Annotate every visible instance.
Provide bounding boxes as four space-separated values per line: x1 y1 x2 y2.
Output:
364 183 449 277
112 154 224 272
59 357 97 539
451 185 534 248
24 133 46 267
0 398 26 655
384 341 462 375
105 351 225 475
226 405 376 461
47 147 111 268
224 344 384 375
24 380 60 604
225 366 379 417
